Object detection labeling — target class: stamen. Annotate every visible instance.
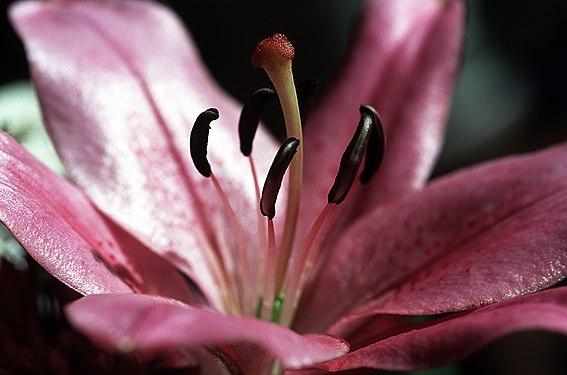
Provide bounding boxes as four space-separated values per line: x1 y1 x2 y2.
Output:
190 108 219 178
190 108 253 314
328 105 385 205
297 78 319 123
253 34 303 290
260 138 300 220
260 138 299 321
238 88 278 308
281 106 384 325
238 88 277 156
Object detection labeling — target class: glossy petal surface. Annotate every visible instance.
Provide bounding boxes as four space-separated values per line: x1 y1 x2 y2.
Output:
10 0 278 310
67 294 349 370
298 144 567 332
321 288 567 372
301 0 464 228
0 132 131 295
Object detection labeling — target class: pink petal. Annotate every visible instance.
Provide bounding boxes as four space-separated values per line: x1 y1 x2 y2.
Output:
301 0 464 226
297 143 567 332
10 0 278 310
0 132 195 302
66 294 349 370
321 288 567 372
103 218 198 304
0 132 131 295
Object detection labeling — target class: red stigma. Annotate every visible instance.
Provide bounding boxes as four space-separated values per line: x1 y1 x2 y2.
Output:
252 33 295 68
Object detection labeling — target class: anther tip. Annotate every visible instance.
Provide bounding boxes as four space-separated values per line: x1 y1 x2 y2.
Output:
359 104 385 185
252 33 295 69
202 107 220 120
359 104 377 118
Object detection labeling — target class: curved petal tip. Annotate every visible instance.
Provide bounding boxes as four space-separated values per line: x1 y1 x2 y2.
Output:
67 294 348 370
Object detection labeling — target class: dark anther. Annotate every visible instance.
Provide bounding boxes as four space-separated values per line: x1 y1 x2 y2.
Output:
360 105 385 184
297 78 319 123
328 105 385 204
190 108 219 178
239 88 277 156
260 138 300 219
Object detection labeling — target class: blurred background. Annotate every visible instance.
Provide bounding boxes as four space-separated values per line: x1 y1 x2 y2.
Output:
1 0 566 374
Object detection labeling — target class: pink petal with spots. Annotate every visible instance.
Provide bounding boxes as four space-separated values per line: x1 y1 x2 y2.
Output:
297 143 567 332
321 288 567 372
0 132 132 295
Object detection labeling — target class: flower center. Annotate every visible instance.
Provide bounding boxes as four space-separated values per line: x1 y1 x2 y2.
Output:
252 34 304 294
189 34 385 326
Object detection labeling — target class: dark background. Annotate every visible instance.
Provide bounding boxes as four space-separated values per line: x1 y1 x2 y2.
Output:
1 1 567 374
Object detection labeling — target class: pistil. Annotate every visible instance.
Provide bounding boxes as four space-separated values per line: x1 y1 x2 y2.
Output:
253 34 303 291
190 36 386 326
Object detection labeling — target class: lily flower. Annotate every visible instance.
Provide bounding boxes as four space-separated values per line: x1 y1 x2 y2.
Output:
3 0 567 373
